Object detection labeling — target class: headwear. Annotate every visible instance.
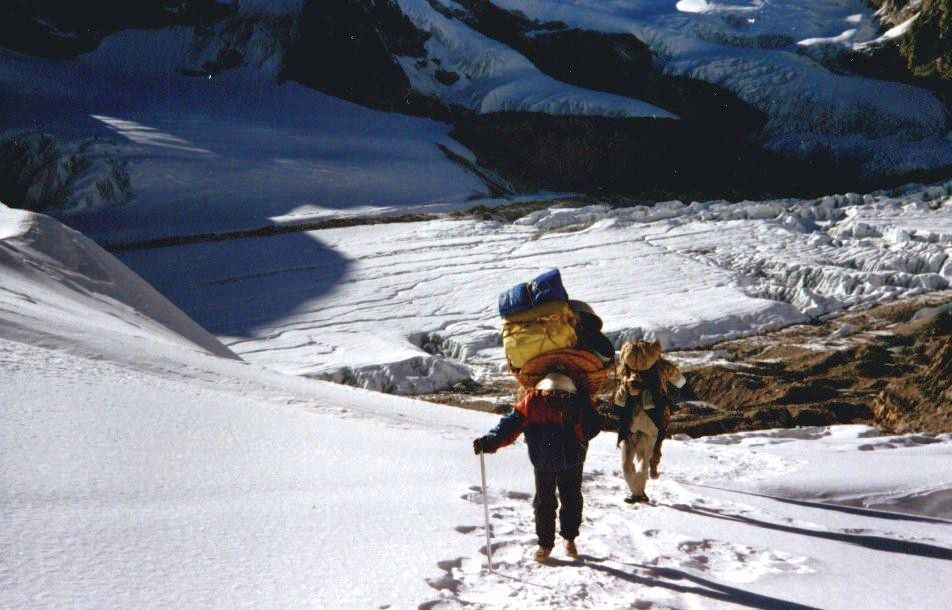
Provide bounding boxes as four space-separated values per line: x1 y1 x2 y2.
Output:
620 339 662 372
535 373 577 394
569 300 603 332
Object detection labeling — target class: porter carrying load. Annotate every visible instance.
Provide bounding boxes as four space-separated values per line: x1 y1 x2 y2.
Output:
498 269 614 395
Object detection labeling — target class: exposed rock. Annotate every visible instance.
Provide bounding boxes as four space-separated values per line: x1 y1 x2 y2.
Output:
435 144 514 198
871 0 952 80
677 292 952 436
279 0 454 116
451 112 869 200
181 9 295 77
0 0 233 58
872 309 952 432
434 68 459 85
904 0 952 79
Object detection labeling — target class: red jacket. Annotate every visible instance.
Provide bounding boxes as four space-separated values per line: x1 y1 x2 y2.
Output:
480 391 601 471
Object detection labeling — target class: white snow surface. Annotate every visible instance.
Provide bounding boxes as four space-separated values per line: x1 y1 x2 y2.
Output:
0 203 236 361
855 12 922 50
2 207 951 608
393 0 676 119
0 28 493 243
4 0 951 240
119 183 952 393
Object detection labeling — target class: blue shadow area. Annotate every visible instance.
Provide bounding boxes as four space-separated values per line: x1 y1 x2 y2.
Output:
667 503 952 561
543 557 820 610
0 42 482 339
118 230 349 337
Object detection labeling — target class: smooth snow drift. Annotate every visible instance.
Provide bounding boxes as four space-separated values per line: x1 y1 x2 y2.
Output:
0 203 236 361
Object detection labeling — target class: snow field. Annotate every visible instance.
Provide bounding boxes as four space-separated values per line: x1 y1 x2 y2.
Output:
442 425 952 609
5 332 950 608
0 29 493 242
2 195 951 609
119 184 952 393
0 337 498 608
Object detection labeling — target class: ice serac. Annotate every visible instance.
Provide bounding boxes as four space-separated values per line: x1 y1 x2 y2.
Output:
0 203 238 360
117 182 950 394
0 133 132 214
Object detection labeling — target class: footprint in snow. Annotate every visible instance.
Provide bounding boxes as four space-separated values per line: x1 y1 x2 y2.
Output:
640 532 817 583
446 459 821 608
702 427 832 445
504 490 532 501
858 433 948 451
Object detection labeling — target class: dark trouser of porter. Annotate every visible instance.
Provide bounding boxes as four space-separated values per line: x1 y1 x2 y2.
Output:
532 464 584 548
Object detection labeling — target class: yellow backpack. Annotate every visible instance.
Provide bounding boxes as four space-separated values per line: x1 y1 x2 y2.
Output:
502 301 578 370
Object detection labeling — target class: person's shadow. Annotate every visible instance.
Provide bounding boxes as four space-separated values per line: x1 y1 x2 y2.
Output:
544 556 819 609
667 502 952 561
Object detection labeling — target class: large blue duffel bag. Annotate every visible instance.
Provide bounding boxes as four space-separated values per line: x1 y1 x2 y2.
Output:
498 269 569 318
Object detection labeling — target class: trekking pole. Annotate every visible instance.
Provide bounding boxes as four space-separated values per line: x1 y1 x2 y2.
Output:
479 452 494 574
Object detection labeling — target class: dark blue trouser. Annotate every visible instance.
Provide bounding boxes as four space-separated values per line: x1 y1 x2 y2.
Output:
533 464 584 548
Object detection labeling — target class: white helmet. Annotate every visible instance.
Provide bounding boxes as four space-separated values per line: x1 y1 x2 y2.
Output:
535 373 577 394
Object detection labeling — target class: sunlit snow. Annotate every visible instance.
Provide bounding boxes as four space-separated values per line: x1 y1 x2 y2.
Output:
119 186 952 393
1 205 950 608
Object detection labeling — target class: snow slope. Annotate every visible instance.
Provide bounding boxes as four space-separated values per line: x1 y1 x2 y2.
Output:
0 28 493 243
1 337 499 608
392 0 676 119
4 0 952 243
2 208 951 608
0 203 235 361
443 425 952 609
0 204 492 606
120 183 952 393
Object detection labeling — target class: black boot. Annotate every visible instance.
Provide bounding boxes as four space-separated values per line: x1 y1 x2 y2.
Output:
624 492 650 504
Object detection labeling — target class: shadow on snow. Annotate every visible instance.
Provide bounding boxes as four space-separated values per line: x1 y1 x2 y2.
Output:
117 231 350 337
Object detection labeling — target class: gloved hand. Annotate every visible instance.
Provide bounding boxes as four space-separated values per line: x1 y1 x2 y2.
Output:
473 438 487 455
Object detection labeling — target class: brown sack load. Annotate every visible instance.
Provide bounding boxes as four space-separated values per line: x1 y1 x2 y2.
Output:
516 348 610 396
620 339 662 372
